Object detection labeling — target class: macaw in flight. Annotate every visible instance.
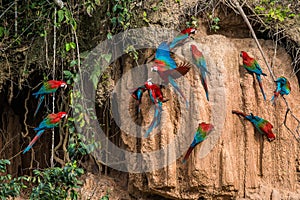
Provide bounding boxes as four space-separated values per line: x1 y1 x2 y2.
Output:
271 76 291 104
33 80 67 117
151 41 191 108
23 111 67 154
182 122 214 163
169 27 196 49
232 110 275 142
240 51 267 100
190 44 210 101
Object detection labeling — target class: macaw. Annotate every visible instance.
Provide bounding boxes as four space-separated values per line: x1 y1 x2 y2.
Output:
232 110 275 141
190 44 209 101
182 122 214 163
33 80 67 117
240 51 267 100
144 79 165 138
23 111 67 154
130 86 147 113
271 76 291 104
151 42 191 108
169 28 196 49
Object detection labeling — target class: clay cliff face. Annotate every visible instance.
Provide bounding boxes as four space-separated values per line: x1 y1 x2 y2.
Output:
119 32 300 199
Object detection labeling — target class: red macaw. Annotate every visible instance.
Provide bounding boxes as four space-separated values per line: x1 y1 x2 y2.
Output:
144 79 166 137
240 51 267 100
232 110 275 141
151 42 191 108
182 122 214 163
191 44 210 101
169 28 196 49
33 80 67 117
23 111 67 154
271 76 291 104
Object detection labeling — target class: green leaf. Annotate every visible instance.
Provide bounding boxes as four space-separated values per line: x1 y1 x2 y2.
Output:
70 60 78 67
102 53 112 63
91 74 99 89
107 32 112 40
65 43 71 52
57 9 65 23
87 5 93 16
95 0 101 6
0 27 4 38
70 42 76 49
112 4 118 12
63 70 73 77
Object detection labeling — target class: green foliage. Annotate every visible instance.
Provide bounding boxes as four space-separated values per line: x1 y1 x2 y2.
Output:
0 160 28 200
124 45 139 61
186 16 199 28
30 161 84 200
56 7 77 30
63 68 99 160
65 42 76 52
107 0 134 34
100 191 110 200
208 15 220 32
143 11 150 23
84 0 101 17
255 0 297 23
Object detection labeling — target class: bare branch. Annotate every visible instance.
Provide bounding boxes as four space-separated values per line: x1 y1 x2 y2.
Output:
233 0 300 143
0 2 15 19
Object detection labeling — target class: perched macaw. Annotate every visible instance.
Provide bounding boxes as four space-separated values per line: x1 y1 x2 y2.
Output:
240 51 267 100
191 44 209 101
33 80 67 117
271 76 291 104
131 86 147 113
23 111 67 154
182 122 214 163
144 79 165 138
151 42 190 108
232 110 275 141
169 28 196 49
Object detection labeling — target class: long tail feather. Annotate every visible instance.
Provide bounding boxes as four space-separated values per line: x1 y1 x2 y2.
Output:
201 76 209 101
23 130 45 154
271 91 280 105
144 104 162 138
34 95 45 117
169 34 188 49
182 146 194 163
232 110 247 118
168 77 189 108
256 74 266 100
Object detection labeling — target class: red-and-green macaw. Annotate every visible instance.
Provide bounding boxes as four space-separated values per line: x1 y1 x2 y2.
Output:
33 80 67 117
240 51 267 100
144 79 166 138
151 41 191 108
169 28 196 49
23 111 67 154
131 86 147 113
191 44 210 101
182 122 214 163
271 76 291 104
232 110 275 141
